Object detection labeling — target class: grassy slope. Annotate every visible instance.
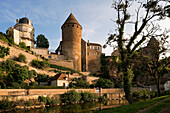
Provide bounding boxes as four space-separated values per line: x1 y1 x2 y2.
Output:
145 99 170 113
93 95 170 113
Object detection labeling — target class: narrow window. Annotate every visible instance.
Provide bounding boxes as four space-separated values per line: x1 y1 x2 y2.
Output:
90 46 93 49
87 52 89 55
72 24 74 27
48 56 51 59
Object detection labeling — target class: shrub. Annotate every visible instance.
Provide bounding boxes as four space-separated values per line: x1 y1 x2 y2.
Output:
52 95 61 104
80 91 98 102
142 89 150 99
0 46 10 58
132 91 143 99
26 100 33 106
19 42 30 51
31 59 49 69
95 78 114 88
61 90 81 103
98 93 108 101
15 54 27 63
38 96 47 104
149 91 157 98
20 83 29 89
161 90 170 96
69 78 90 88
0 98 12 109
132 89 150 100
0 81 6 89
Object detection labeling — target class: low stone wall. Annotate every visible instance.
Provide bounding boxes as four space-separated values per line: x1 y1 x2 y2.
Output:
0 88 149 101
48 59 74 69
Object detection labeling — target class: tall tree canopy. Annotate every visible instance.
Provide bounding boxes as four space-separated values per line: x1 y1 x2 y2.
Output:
104 0 169 104
36 34 49 48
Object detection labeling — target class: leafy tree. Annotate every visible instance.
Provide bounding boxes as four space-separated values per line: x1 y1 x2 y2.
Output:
6 29 14 45
95 78 114 88
36 34 49 48
1 60 31 88
104 0 169 104
69 78 90 88
100 54 110 78
35 74 49 84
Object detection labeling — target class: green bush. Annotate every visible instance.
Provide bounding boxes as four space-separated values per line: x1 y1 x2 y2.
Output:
142 89 150 99
132 89 150 100
80 92 97 102
38 96 47 104
0 98 12 109
61 90 81 103
69 78 90 88
15 53 27 63
0 45 10 58
161 90 170 96
21 83 29 89
98 93 108 101
95 78 114 88
31 59 49 69
132 91 143 99
52 95 61 104
19 42 30 51
26 100 33 106
149 91 157 98
0 81 6 89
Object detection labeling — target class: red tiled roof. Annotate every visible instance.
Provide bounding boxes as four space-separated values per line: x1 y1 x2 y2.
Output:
50 73 71 81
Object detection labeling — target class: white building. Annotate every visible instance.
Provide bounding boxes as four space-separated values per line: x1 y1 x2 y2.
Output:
50 73 71 87
164 81 170 91
9 17 35 48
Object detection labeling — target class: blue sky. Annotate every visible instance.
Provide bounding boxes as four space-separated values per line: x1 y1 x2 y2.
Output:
0 0 169 56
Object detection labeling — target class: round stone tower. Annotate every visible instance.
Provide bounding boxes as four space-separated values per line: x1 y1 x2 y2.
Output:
61 13 82 71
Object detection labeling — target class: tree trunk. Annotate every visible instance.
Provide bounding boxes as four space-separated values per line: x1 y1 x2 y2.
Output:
157 77 161 97
123 68 133 104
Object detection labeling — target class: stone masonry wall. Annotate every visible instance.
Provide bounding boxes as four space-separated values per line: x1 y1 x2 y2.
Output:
48 59 74 69
0 88 149 101
0 40 42 64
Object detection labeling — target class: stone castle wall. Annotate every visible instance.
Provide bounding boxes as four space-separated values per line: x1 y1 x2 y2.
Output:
87 44 102 73
48 59 74 69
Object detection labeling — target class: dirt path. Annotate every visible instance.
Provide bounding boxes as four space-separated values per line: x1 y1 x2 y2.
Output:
137 98 170 113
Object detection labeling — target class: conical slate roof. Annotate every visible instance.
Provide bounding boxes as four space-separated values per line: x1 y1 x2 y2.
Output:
62 13 81 26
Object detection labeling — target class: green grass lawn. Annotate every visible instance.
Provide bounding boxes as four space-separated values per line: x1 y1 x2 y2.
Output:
145 99 170 113
93 95 170 113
